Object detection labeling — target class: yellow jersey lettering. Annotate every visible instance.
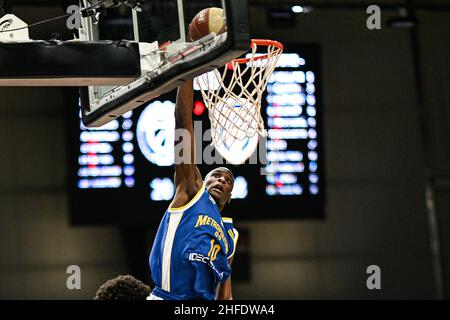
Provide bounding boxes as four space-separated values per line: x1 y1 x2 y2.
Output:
195 215 208 228
194 214 229 254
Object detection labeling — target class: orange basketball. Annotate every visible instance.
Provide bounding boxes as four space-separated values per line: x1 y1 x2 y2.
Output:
188 7 227 41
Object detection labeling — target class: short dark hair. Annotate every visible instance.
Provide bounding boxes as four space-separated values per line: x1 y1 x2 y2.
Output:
94 275 151 300
205 167 234 182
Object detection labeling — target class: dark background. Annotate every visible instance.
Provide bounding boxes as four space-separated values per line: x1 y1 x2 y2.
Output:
0 0 449 299
68 43 324 225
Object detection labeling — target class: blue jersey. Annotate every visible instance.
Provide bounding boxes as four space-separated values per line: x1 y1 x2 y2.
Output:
149 183 239 300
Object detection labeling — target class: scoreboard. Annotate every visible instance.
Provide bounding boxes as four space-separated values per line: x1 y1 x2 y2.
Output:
68 44 324 225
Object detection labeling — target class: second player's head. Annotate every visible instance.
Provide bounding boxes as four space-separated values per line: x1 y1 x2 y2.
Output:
94 275 150 300
205 167 234 210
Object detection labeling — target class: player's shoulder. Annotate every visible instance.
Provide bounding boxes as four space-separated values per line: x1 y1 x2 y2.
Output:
222 216 233 225
222 217 239 259
222 217 235 231
169 182 208 213
222 217 238 241
194 186 223 212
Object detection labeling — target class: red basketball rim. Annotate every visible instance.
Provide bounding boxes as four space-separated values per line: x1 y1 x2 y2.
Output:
231 39 284 65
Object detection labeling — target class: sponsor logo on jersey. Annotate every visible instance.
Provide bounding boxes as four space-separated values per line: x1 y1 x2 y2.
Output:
188 252 225 280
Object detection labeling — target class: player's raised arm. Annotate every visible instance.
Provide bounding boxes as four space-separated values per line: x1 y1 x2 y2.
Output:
172 80 202 203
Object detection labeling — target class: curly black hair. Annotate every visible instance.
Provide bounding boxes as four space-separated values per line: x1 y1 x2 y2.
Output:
94 275 151 300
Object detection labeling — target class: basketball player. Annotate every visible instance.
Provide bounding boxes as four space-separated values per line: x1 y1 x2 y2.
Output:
148 80 238 300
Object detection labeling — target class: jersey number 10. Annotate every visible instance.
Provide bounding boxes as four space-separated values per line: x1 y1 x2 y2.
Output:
208 239 221 262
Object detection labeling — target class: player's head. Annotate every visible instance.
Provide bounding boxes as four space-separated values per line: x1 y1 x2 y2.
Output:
94 275 151 300
205 167 234 209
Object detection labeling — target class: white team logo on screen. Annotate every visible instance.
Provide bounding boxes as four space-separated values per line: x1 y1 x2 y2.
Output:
214 135 258 165
136 101 175 166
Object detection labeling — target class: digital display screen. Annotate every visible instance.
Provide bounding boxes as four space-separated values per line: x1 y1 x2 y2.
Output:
68 44 324 225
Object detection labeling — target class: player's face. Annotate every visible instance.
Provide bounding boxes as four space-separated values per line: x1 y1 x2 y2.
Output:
205 170 234 206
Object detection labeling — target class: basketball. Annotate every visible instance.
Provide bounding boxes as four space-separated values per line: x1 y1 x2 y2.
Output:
188 7 227 41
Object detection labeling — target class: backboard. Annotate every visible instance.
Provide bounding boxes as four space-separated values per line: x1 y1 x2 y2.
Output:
79 0 251 127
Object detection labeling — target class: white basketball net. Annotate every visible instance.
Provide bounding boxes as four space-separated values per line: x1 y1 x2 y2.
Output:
195 40 283 149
